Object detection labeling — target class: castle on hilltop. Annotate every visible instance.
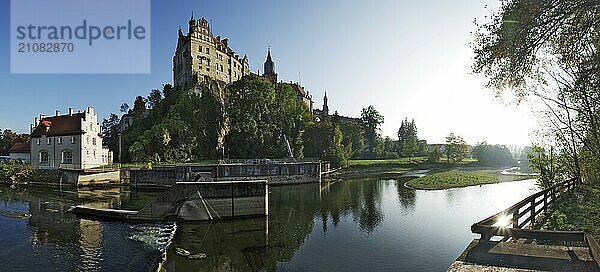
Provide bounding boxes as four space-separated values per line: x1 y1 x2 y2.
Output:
173 15 250 90
172 15 361 123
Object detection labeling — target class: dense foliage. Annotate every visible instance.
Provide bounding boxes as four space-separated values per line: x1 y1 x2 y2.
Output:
397 118 419 157
473 0 600 185
106 75 395 168
445 133 468 164
472 142 516 166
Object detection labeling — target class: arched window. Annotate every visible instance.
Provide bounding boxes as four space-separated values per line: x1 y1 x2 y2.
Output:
61 150 73 164
39 151 49 164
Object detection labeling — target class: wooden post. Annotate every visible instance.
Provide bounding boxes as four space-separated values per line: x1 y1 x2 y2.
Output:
543 191 548 213
231 182 235 218
531 198 536 228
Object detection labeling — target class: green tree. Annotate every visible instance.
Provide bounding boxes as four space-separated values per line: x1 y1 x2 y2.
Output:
472 1 600 180
417 139 428 157
304 120 350 168
428 145 441 163
101 113 120 161
0 129 21 155
147 89 163 109
528 146 562 189
397 118 418 157
224 75 310 159
445 133 468 164
132 96 147 119
472 142 516 166
361 105 384 159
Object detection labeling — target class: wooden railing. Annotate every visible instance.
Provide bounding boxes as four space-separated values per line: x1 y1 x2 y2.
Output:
471 177 582 242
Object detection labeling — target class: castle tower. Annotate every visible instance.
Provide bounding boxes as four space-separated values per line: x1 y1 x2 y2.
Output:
188 13 196 34
173 15 250 89
323 91 329 116
263 47 278 84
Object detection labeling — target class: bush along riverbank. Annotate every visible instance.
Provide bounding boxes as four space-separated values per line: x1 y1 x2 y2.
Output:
540 183 600 239
0 161 61 185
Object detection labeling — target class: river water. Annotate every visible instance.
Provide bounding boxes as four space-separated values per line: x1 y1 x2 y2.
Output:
0 177 538 271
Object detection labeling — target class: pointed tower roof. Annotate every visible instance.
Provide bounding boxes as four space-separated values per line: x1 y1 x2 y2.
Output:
265 46 274 64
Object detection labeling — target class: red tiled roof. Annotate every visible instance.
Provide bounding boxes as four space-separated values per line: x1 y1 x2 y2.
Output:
289 83 306 97
8 142 30 153
30 113 85 138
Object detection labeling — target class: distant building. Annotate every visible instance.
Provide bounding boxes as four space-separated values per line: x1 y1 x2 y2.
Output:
286 82 314 112
173 15 250 90
8 142 30 162
29 107 112 170
313 92 361 125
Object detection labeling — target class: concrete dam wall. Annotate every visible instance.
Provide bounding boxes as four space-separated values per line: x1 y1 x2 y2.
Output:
71 180 268 221
129 161 325 188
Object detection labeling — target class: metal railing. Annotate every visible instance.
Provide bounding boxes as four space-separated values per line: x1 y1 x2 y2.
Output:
218 157 320 165
471 177 583 242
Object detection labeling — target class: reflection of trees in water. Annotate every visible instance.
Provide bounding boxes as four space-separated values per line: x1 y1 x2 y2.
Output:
315 179 386 234
162 178 407 271
395 177 417 214
353 180 384 233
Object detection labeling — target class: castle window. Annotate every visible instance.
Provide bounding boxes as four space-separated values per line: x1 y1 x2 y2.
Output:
71 137 76 144
199 45 202 52
39 151 49 164
92 138 97 146
36 139 41 145
61 150 73 164
206 48 209 54
47 138 51 145
57 137 63 144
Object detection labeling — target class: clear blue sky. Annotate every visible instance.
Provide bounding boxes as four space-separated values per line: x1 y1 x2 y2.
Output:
0 0 536 145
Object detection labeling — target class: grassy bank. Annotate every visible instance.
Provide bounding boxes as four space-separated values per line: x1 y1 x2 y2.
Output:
405 170 500 190
541 183 600 238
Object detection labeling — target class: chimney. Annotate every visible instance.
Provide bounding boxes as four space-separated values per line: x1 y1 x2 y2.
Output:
34 117 39 126
55 110 60 116
39 114 45 120
68 107 73 115
87 106 91 113
30 124 34 133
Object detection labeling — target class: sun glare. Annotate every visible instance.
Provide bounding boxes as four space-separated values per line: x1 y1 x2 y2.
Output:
492 214 512 228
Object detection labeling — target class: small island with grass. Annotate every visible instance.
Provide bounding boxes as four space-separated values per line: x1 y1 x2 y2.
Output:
406 169 530 190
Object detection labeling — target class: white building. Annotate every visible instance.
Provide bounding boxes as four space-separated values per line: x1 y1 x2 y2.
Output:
29 107 112 170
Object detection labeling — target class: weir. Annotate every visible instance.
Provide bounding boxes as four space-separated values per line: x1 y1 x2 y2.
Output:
69 180 268 221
